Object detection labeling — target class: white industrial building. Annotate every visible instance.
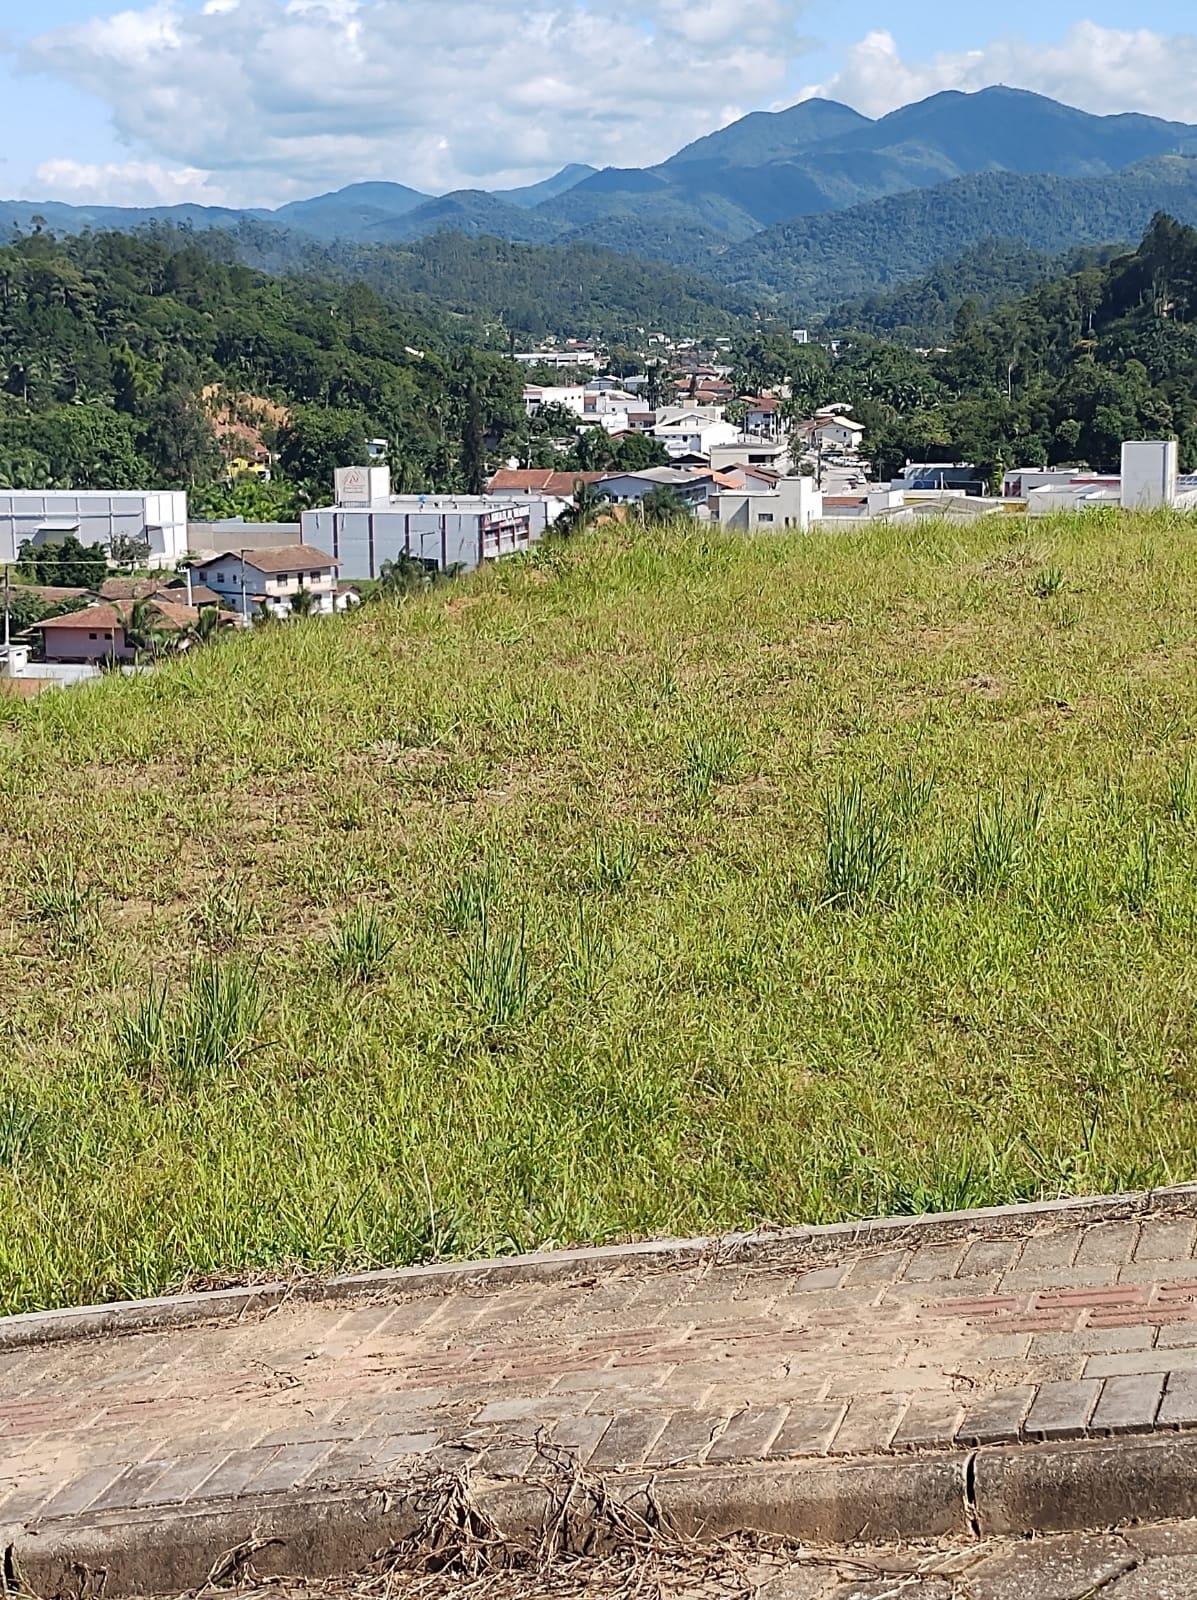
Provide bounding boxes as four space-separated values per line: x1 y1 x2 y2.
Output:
301 467 547 579
0 490 188 568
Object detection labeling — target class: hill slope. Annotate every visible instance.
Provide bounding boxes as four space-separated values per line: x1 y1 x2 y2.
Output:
4 514 1197 1312
714 156 1197 310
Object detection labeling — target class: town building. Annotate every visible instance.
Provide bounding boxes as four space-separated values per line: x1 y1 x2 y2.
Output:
30 598 200 664
189 546 343 618
0 490 189 569
652 410 739 460
486 470 605 524
597 468 716 509
523 385 588 419
741 397 786 440
513 350 601 370
795 414 866 454
706 476 823 531
709 437 793 475
303 469 545 578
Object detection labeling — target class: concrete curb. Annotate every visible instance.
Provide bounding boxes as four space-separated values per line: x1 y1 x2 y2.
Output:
9 1438 1197 1596
5 1184 1197 1349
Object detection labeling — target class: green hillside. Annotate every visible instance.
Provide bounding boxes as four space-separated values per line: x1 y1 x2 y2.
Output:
716 157 1197 310
6 515 1197 1311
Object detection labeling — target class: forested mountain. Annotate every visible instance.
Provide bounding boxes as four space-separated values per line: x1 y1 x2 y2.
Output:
743 214 1197 481
714 157 1197 310
0 230 527 501
7 88 1197 267
827 241 1121 346
204 224 752 338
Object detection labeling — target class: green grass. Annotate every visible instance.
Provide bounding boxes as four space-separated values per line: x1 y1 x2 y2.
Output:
2 512 1197 1312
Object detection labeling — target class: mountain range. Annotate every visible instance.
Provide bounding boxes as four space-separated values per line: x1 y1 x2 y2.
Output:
6 87 1197 315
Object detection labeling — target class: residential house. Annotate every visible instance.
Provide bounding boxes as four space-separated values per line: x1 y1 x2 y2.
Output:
486 470 606 525
708 437 793 475
652 410 738 460
741 397 786 441
190 545 343 618
523 385 588 419
597 468 715 509
31 599 201 664
706 476 823 532
795 414 866 454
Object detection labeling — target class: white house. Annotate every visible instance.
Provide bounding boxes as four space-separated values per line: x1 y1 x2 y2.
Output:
597 467 714 509
191 545 344 618
706 476 822 532
523 385 588 419
0 490 189 569
708 437 793 475
796 415 866 454
652 410 738 460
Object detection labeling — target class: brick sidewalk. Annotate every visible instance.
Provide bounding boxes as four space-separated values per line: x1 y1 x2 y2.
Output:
6 1204 1197 1531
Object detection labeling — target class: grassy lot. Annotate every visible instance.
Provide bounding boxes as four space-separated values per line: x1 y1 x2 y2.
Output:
3 513 1197 1313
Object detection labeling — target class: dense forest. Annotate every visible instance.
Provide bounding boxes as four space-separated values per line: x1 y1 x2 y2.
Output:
826 241 1120 348
0 229 532 503
214 224 752 341
738 214 1197 480
713 158 1197 311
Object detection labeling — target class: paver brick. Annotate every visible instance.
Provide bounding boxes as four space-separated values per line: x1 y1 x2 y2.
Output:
826 1395 907 1455
238 1440 335 1495
1156 1371 1197 1428
1133 1219 1196 1262
1085 1347 1197 1379
890 1397 964 1450
1022 1379 1101 1440
1014 1231 1081 1269
956 1386 1034 1446
843 1252 909 1286
769 1402 846 1459
88 1458 174 1513
186 1447 277 1502
705 1405 788 1463
789 1265 847 1293
1089 1374 1163 1434
959 1240 1023 1276
644 1410 728 1467
132 1452 229 1507
1073 1223 1139 1265
587 1411 668 1471
902 1244 968 1283
36 1466 124 1521
547 1414 611 1465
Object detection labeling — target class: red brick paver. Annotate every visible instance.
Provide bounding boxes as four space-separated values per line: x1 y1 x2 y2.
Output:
5 1205 1197 1530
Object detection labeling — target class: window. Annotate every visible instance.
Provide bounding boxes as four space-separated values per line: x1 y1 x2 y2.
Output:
216 573 225 584
88 632 97 640
277 574 289 583
758 512 775 524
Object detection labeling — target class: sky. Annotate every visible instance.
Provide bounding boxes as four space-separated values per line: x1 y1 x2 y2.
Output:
0 0 1195 209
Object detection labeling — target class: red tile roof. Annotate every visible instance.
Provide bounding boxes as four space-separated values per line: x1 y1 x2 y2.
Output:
487 470 606 496
197 545 337 574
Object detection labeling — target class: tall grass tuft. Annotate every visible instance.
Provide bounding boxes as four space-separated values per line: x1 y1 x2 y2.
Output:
459 915 537 1034
115 962 266 1092
1120 825 1158 915
328 905 397 983
28 856 98 951
1033 566 1065 599
678 731 742 807
821 780 895 908
440 858 499 933
1166 756 1195 824
587 834 638 893
0 1090 43 1170
952 788 1044 895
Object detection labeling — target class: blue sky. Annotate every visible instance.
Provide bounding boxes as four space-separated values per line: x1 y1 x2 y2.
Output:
2 0 1195 207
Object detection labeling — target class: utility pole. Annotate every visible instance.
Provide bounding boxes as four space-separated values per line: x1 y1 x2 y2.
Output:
3 564 9 652
240 549 249 623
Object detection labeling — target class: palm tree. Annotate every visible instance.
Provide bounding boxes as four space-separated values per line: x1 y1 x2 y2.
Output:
189 607 224 647
556 480 606 538
289 587 318 619
120 599 172 663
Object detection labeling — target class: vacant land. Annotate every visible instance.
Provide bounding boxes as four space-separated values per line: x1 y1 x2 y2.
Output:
3 515 1197 1313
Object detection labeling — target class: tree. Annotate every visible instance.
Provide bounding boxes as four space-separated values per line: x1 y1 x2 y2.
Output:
17 535 107 589
555 480 606 538
120 599 173 662
289 587 318 618
277 406 370 494
189 606 225 646
378 554 432 596
640 485 691 524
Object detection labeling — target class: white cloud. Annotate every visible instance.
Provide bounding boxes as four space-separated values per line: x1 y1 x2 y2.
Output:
19 0 805 204
801 23 1197 123
33 158 243 208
